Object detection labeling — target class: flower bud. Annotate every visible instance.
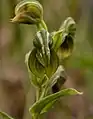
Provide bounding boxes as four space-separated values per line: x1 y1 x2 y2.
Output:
11 0 43 24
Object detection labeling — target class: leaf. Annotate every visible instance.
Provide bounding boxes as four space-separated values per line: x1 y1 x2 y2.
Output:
26 48 45 79
40 100 57 114
45 50 59 78
0 111 14 119
25 51 40 87
30 88 83 117
51 31 63 51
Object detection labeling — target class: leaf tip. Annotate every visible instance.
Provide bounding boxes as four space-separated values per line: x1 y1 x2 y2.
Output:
69 88 83 95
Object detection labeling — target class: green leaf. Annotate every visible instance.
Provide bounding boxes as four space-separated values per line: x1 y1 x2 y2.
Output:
30 88 83 117
0 111 14 119
25 51 40 87
45 50 59 78
51 31 63 51
40 100 57 114
26 48 45 79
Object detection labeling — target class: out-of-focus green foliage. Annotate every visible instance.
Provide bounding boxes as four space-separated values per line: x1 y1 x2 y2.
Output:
0 111 14 119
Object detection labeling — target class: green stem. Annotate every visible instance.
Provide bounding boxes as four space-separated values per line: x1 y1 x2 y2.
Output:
36 20 48 31
55 29 64 34
41 20 48 30
36 88 42 101
32 115 39 119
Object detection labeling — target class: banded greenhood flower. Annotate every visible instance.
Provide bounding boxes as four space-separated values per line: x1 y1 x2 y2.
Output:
11 0 43 24
58 17 76 59
33 29 53 67
52 17 76 59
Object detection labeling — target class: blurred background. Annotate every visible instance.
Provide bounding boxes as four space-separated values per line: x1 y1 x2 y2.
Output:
1 0 93 119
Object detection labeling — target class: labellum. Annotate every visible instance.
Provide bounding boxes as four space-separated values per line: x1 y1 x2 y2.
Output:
57 34 74 59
